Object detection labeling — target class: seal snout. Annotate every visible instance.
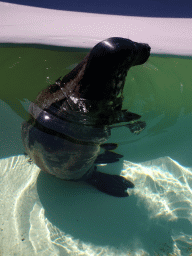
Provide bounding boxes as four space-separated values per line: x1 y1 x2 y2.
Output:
142 43 151 56
140 43 151 63
143 43 151 52
132 42 151 67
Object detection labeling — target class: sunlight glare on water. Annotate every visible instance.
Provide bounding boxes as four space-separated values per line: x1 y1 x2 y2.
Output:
122 157 192 255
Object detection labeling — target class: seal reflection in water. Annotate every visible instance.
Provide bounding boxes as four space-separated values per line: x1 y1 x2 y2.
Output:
21 37 151 197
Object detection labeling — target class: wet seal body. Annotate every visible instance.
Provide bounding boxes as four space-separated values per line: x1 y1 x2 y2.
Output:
22 37 151 197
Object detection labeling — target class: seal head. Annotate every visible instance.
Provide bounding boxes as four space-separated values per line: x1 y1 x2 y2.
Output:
77 37 150 101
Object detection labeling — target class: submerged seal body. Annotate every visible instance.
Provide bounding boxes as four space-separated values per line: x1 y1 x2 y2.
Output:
21 37 151 197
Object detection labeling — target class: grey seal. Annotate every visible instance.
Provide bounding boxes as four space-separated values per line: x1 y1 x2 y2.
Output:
21 37 151 197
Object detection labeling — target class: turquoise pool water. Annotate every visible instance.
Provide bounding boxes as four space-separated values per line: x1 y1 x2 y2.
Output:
0 44 192 255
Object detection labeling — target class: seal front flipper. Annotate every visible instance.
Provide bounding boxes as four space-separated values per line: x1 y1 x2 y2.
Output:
119 110 141 123
94 150 123 164
95 143 123 164
126 120 146 135
86 169 134 197
100 143 118 151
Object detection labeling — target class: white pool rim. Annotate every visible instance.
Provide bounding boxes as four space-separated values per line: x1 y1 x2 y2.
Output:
0 1 192 56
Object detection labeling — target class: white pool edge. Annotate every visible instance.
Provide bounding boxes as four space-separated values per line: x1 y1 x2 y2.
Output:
0 1 192 56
